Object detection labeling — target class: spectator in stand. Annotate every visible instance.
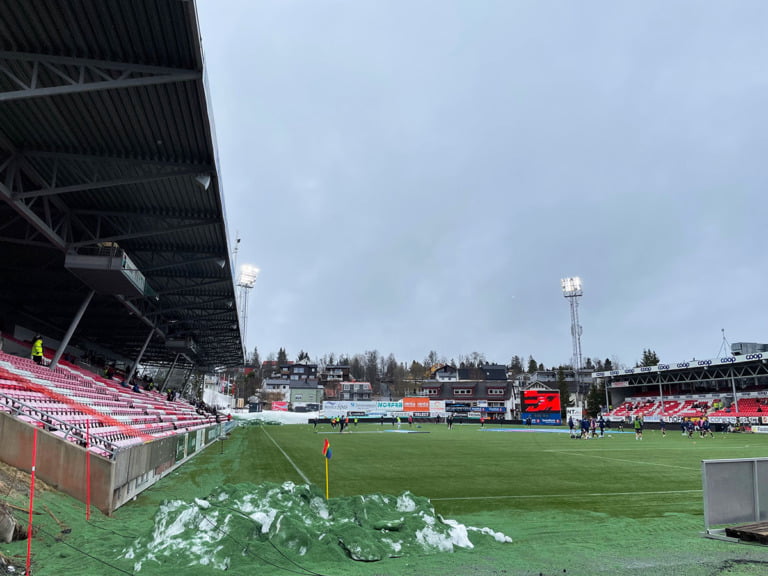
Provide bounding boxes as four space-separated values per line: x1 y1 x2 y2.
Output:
30 335 44 365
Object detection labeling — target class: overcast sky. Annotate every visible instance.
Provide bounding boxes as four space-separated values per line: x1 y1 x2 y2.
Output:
196 0 768 369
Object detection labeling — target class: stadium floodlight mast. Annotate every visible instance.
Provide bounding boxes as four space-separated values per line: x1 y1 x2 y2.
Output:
561 276 584 408
237 264 260 356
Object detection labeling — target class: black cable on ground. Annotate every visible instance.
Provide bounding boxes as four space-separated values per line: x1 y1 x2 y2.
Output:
35 525 135 576
210 501 331 576
85 519 139 540
197 507 330 576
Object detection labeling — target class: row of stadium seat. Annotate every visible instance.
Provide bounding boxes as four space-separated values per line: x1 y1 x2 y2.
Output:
0 349 216 457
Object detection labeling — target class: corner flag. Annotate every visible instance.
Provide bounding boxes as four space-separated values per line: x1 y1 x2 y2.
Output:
322 438 332 500
322 438 332 459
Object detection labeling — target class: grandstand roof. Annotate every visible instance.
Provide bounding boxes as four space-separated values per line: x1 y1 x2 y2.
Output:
0 0 244 369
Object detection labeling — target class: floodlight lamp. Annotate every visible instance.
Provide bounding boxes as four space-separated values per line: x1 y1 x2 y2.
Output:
238 264 260 288
561 276 583 296
195 173 212 190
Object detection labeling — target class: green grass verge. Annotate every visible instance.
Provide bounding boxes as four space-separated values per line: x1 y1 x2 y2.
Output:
4 421 768 575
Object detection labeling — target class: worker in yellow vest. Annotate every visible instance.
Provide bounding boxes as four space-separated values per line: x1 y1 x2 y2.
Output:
31 335 44 365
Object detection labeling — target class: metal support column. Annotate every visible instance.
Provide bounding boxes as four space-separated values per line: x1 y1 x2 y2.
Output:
159 353 181 392
180 367 195 399
126 327 155 384
49 289 95 369
731 370 740 413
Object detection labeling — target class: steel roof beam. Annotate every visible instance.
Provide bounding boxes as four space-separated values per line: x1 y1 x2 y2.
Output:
152 278 231 297
154 297 234 315
67 220 218 249
14 167 211 200
0 146 105 248
140 255 227 273
0 179 66 250
0 51 201 102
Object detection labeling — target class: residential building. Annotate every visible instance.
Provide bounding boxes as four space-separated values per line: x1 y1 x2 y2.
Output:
419 371 514 418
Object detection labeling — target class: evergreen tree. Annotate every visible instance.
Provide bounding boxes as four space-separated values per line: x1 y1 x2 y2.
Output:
604 358 613 371
509 355 523 374
586 383 603 417
277 347 288 366
527 356 538 373
557 367 573 420
639 349 660 367
297 349 310 362
248 346 263 387
594 358 604 371
365 350 380 392
408 360 426 379
349 355 365 381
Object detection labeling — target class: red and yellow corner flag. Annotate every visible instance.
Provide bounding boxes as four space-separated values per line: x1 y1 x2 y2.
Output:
322 438 332 500
322 438 332 459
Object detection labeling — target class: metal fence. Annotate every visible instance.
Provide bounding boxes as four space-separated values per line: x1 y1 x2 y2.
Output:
702 457 768 533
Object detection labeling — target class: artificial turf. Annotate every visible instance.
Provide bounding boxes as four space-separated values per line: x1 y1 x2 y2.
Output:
4 420 768 575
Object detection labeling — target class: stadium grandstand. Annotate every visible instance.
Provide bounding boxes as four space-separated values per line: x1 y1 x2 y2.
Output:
0 0 241 513
594 343 768 428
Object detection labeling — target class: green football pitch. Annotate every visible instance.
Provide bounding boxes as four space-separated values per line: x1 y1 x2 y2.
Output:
6 421 768 576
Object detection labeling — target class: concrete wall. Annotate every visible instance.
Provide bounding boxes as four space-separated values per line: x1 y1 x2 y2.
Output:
0 410 230 515
0 411 114 513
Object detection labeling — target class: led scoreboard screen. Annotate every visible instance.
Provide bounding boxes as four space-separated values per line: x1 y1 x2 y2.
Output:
521 390 562 425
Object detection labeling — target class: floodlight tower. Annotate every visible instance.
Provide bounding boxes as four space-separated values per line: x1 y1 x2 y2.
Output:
237 264 260 354
561 276 584 406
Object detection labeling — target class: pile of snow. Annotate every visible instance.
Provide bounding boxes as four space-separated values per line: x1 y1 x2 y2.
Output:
120 481 511 572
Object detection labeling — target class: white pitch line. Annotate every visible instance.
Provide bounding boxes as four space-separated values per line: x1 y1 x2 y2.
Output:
547 449 699 471
261 427 311 484
430 489 702 501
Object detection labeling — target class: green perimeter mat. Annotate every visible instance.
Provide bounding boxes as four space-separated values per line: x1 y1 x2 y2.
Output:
3 421 768 575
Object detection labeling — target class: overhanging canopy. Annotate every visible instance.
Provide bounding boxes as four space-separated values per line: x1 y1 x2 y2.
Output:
0 0 244 369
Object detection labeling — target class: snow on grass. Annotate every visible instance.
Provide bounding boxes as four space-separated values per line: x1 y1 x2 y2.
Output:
121 482 512 571
231 409 316 425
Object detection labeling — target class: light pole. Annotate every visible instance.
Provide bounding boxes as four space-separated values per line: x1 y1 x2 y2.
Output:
237 264 260 357
561 277 584 408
